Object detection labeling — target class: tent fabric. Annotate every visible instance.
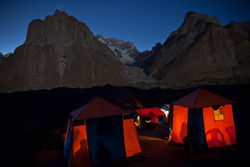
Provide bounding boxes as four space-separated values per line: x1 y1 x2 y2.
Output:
70 105 87 120
64 119 70 145
188 108 206 150
71 97 130 120
86 116 126 165
173 88 235 108
203 104 237 148
171 105 188 144
167 104 174 138
72 124 91 167
232 104 244 143
64 97 141 166
123 116 142 157
136 107 165 124
63 119 73 165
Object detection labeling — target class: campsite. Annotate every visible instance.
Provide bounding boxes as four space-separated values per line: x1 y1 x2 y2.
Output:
1 84 250 167
1 0 250 166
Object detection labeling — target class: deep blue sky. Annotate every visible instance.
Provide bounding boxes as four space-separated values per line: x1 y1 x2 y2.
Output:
0 0 250 54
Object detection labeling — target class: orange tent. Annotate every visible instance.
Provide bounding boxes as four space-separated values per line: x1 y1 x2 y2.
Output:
63 97 141 167
169 88 237 149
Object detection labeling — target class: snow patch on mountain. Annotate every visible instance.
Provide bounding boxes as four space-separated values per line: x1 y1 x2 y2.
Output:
96 35 159 85
96 35 138 65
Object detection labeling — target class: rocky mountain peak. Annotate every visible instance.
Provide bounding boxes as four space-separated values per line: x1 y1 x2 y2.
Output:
25 10 93 46
184 11 220 26
163 11 221 48
171 11 221 37
54 9 68 17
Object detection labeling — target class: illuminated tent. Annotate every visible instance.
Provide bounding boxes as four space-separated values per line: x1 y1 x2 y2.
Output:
63 97 141 167
168 88 238 149
136 107 165 125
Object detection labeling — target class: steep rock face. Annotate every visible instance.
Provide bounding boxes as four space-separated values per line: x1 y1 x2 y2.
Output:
96 35 139 65
147 11 250 88
135 42 162 69
0 10 128 92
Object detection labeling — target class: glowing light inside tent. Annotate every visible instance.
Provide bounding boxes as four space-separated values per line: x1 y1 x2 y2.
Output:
135 115 140 127
161 108 169 117
213 107 224 121
145 120 152 123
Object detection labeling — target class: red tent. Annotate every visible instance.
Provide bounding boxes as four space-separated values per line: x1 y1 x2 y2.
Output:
170 88 237 149
136 107 165 124
63 97 142 167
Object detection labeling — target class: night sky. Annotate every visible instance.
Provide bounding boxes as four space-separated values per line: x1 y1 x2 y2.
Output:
0 0 250 54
